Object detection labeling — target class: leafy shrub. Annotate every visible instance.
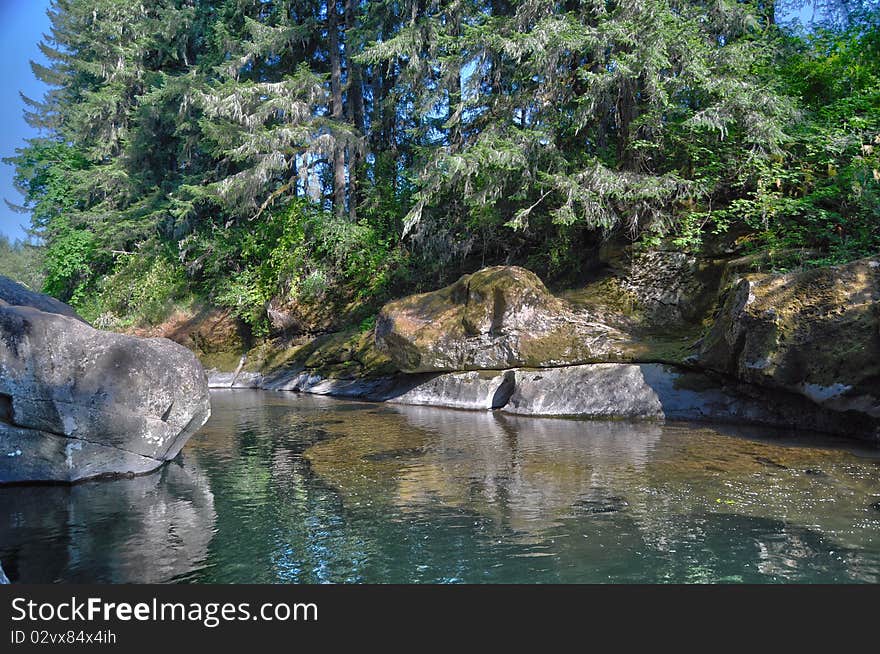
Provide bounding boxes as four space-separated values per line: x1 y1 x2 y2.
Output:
187 199 402 336
41 218 97 304
75 253 189 326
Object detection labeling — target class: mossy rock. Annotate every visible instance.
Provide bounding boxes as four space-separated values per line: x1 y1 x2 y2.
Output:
375 266 643 372
124 305 249 372
699 257 880 418
245 328 398 380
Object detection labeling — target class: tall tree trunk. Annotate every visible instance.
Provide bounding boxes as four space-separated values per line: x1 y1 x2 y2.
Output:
762 1 776 27
345 0 364 222
345 0 365 132
616 77 638 169
448 7 462 152
489 0 508 103
329 0 346 217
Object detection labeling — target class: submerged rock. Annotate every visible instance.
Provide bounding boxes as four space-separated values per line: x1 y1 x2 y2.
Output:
0 278 211 483
376 266 628 372
699 258 880 419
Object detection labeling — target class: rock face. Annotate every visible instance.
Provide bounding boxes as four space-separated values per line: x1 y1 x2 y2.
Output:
388 370 516 410
699 258 880 418
375 266 627 372
0 276 86 323
503 363 867 435
209 260 880 441
507 364 667 419
217 360 871 436
0 278 211 483
621 250 726 326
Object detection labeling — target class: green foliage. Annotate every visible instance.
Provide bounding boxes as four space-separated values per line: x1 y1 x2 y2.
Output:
78 254 190 327
0 236 45 291
8 0 879 335
704 13 880 264
192 199 402 335
358 314 377 333
41 219 97 304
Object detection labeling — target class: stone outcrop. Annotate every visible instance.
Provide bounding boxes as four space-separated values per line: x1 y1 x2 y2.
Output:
210 361 873 437
699 258 880 419
375 266 630 372
0 277 211 483
504 363 869 435
620 250 726 326
208 257 880 441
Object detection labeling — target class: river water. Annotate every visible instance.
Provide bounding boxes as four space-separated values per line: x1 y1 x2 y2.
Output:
1 390 879 583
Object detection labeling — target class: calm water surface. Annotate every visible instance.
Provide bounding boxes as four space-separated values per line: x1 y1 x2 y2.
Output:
2 390 879 583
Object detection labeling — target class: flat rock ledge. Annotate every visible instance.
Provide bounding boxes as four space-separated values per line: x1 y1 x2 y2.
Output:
208 362 878 440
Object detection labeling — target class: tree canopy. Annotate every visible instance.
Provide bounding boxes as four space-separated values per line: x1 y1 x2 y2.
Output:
6 0 879 333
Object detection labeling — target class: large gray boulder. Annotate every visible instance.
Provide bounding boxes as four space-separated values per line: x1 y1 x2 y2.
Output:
0 279 211 483
506 364 668 419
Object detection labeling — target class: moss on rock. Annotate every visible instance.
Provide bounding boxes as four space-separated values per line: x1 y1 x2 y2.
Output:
245 327 398 380
375 266 620 372
699 257 880 416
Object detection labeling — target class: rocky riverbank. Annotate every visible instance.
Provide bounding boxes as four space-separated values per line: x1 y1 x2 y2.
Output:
201 257 880 442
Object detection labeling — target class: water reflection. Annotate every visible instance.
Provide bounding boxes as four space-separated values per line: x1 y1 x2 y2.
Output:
0 461 216 583
311 407 664 537
1 390 879 583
